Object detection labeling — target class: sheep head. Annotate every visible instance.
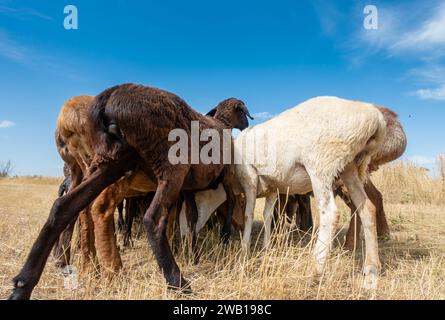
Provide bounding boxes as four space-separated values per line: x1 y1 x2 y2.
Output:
206 98 253 130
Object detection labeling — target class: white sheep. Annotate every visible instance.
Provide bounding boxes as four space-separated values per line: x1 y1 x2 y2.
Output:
182 96 387 288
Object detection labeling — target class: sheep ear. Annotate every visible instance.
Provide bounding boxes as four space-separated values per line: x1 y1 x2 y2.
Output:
206 107 217 117
237 104 254 120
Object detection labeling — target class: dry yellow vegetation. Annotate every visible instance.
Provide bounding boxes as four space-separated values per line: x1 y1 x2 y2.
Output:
0 160 444 300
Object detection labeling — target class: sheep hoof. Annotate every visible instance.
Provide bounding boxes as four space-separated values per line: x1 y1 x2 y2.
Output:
362 266 379 290
9 279 31 300
310 273 322 287
168 278 193 295
241 242 250 253
8 289 29 300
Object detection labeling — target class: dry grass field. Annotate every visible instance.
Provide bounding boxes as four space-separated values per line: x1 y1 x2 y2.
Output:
1 161 444 300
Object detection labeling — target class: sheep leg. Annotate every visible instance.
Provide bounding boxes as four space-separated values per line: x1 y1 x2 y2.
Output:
58 176 71 197
52 162 82 267
117 200 125 232
272 194 285 230
190 198 199 264
285 196 298 228
9 158 134 300
337 187 361 251
297 194 313 232
262 195 276 248
143 176 191 292
341 165 380 290
365 180 390 238
220 183 235 244
344 210 361 251
78 206 97 272
343 179 390 250
167 198 179 249
53 164 77 268
52 220 76 268
311 177 338 277
123 198 137 247
241 187 257 251
90 185 124 276
230 194 246 232
184 192 199 263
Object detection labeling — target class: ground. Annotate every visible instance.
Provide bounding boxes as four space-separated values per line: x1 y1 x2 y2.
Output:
0 163 444 300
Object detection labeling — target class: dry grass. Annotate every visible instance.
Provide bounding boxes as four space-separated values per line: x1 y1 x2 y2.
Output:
372 160 445 205
0 161 444 300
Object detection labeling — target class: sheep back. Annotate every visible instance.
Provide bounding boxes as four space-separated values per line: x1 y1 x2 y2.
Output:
235 96 387 185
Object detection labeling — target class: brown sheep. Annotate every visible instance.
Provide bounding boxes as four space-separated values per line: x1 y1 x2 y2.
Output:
342 106 406 249
10 83 252 299
52 96 96 269
54 93 250 274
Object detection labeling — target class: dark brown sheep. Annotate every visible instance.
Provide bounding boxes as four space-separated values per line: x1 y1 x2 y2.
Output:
9 83 252 299
53 93 250 275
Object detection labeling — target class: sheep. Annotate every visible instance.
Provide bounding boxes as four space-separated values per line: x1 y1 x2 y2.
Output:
53 92 250 274
53 95 155 270
9 83 252 299
278 106 407 249
342 106 406 248
52 95 96 269
185 96 387 288
84 93 251 274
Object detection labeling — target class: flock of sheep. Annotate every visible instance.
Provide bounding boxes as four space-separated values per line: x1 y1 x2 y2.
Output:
8 83 406 299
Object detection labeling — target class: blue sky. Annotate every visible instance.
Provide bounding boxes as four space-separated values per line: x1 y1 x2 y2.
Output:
0 0 444 176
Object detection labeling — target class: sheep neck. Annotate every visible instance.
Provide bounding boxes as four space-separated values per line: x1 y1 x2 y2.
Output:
213 112 234 129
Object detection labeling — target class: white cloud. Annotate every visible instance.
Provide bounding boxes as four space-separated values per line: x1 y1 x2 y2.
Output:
353 5 401 54
408 65 445 101
0 120 15 128
409 65 445 84
348 2 445 101
412 84 445 101
392 3 445 53
348 2 445 58
252 112 274 121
